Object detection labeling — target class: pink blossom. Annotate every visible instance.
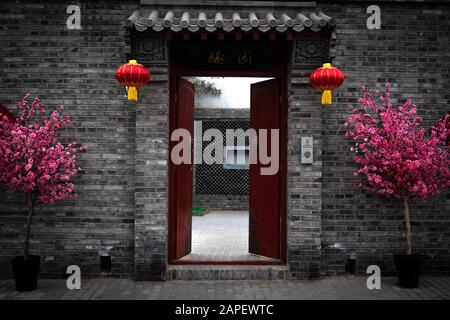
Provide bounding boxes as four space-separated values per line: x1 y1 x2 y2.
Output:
345 84 450 200
49 162 58 169
26 171 35 181
0 94 86 204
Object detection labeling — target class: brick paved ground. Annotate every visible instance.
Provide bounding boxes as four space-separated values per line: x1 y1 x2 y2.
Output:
0 276 449 300
180 211 267 261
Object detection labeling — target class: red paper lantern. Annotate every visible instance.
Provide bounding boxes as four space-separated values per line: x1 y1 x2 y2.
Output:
115 60 151 101
309 63 345 105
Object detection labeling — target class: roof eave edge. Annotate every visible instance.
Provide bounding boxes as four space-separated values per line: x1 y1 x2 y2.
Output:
140 0 317 9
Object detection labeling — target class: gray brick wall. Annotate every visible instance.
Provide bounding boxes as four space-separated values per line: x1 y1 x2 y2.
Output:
0 0 140 278
318 1 450 276
134 71 169 280
287 71 324 279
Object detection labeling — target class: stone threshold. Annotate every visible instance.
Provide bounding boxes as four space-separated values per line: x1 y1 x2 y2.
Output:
166 265 291 280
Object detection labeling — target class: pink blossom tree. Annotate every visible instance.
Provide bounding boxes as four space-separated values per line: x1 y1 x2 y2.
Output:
0 94 86 259
345 84 450 255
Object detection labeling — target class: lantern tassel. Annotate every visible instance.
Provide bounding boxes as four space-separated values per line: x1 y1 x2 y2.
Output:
322 90 332 105
128 86 138 101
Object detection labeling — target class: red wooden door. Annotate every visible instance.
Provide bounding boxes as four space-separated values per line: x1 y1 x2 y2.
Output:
249 78 281 259
171 77 195 259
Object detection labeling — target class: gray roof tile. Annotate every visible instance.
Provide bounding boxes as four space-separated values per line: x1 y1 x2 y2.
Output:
126 9 335 33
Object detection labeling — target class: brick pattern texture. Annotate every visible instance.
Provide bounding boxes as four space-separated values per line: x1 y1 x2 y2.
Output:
319 1 450 276
0 0 139 278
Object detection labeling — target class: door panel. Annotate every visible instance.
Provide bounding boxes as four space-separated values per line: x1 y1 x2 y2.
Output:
249 78 280 259
173 77 195 259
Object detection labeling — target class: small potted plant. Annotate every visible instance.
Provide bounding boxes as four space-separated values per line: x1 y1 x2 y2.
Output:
344 84 450 288
0 94 85 291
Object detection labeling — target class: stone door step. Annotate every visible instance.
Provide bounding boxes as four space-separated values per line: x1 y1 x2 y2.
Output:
167 265 291 280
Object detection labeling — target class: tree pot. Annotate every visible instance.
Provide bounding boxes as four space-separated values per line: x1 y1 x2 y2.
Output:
393 254 422 288
10 255 40 292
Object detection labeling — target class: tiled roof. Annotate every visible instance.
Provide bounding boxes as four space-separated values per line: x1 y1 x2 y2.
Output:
125 9 336 33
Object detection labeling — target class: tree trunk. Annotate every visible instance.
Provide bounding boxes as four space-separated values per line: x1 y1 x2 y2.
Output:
24 195 34 260
403 195 412 255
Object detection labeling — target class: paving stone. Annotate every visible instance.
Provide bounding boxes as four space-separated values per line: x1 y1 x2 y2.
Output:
1 276 448 300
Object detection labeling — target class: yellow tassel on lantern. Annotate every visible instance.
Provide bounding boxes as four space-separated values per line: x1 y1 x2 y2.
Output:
127 86 138 101
322 90 332 105
321 63 332 105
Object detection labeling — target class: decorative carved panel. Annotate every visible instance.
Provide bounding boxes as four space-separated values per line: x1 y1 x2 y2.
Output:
132 36 167 65
293 37 330 68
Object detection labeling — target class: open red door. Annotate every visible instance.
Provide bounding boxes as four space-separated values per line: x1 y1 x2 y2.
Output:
249 78 281 260
170 77 195 260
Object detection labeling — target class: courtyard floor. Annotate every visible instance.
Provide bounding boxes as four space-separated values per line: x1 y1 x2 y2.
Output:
180 211 269 261
0 276 449 300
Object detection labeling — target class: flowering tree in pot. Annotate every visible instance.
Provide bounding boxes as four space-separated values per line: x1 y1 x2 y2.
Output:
0 95 85 291
344 84 450 288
